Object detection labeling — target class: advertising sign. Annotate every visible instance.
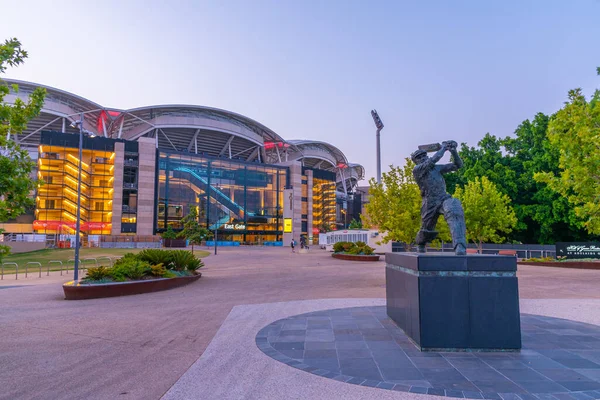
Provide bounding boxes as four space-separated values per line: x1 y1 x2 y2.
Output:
556 242 600 259
284 218 292 233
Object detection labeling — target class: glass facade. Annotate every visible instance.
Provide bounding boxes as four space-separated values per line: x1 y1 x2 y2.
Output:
157 152 287 244
34 133 116 243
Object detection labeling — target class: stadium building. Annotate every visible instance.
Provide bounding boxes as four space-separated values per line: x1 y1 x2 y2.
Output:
2 80 365 246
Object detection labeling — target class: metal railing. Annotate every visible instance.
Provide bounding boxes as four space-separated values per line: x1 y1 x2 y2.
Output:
0 256 126 280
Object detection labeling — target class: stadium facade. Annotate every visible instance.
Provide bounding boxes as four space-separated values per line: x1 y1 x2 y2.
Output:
2 79 365 246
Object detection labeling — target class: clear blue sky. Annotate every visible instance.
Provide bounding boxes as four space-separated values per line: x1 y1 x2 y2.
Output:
2 0 599 181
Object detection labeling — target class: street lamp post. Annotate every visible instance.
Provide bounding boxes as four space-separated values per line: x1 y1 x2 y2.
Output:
73 113 84 282
214 227 217 255
71 113 95 282
370 110 384 184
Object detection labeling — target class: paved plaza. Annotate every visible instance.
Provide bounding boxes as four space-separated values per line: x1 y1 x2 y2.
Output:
1 248 600 400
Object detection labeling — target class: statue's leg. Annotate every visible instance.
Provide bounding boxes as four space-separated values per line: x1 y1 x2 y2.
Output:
415 206 440 253
442 197 467 255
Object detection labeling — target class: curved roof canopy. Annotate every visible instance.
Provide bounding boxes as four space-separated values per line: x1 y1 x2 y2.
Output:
4 79 364 190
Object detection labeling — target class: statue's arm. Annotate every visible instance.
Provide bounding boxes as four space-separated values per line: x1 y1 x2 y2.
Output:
451 147 463 169
438 146 462 174
425 147 446 168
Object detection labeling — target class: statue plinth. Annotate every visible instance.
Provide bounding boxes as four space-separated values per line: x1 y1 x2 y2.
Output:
385 253 521 351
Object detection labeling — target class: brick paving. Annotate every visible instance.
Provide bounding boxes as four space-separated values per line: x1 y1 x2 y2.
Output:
0 247 599 400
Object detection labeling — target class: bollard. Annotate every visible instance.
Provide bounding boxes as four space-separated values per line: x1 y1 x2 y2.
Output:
3 263 19 280
48 260 63 276
1 263 3 280
25 262 42 278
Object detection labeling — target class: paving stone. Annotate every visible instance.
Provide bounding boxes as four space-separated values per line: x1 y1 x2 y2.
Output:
257 306 600 399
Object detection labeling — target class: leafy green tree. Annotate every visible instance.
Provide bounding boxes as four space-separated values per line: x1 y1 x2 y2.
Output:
178 206 212 254
454 176 517 251
365 159 450 250
535 77 600 235
446 116 589 244
319 221 333 233
365 160 420 250
348 218 363 229
161 226 177 240
0 38 46 261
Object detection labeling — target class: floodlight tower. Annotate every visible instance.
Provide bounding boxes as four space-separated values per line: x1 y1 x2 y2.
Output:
370 110 384 184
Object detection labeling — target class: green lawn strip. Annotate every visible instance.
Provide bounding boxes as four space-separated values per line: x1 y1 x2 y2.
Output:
1 248 209 275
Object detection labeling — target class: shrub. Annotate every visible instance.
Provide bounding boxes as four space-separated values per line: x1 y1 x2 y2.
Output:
109 259 151 281
333 241 375 256
85 266 112 281
138 249 174 266
347 246 361 255
113 253 139 267
148 263 168 278
333 242 349 253
170 250 204 272
360 246 374 255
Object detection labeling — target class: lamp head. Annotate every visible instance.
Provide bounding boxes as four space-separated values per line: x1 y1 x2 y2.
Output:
70 120 81 129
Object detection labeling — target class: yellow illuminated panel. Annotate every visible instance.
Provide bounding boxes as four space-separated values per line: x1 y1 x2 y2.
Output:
34 145 115 236
284 218 292 233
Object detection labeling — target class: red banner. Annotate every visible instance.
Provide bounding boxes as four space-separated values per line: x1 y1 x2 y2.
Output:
33 220 111 232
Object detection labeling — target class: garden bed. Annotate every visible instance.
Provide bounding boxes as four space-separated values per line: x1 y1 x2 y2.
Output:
63 273 201 300
519 261 600 270
332 253 380 262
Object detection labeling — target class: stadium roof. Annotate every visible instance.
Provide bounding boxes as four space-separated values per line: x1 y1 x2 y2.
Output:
4 79 364 192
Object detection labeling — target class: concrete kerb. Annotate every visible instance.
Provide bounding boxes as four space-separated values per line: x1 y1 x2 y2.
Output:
162 298 436 400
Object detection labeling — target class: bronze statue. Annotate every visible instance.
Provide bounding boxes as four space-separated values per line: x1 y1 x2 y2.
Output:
411 140 467 255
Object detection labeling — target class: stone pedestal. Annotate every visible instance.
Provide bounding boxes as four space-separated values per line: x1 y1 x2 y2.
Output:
386 253 521 351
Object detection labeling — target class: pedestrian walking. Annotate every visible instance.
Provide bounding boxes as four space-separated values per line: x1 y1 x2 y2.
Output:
291 239 295 253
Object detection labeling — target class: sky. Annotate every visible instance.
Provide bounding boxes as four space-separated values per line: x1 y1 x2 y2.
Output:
2 0 599 182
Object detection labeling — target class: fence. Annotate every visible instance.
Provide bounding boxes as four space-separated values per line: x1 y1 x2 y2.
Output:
391 242 556 259
1 257 122 280
99 235 161 249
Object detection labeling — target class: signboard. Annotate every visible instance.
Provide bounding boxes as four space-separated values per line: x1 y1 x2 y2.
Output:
223 223 245 230
284 218 292 233
556 242 600 259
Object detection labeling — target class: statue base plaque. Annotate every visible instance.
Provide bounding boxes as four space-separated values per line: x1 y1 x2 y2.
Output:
386 253 521 351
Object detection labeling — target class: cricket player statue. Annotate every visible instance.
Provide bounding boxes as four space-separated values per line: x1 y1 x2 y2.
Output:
411 140 467 255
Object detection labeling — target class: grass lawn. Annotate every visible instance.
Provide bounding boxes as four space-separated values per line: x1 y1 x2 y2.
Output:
1 248 210 275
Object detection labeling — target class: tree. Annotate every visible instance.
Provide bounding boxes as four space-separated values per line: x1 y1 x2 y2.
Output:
0 38 46 261
161 226 177 239
348 218 363 230
319 221 333 233
454 176 517 251
364 159 422 250
178 206 212 254
535 77 600 235
446 118 589 244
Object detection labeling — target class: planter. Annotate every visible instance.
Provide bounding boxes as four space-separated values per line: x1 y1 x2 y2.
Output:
519 261 600 270
63 274 201 300
332 253 380 262
163 238 187 248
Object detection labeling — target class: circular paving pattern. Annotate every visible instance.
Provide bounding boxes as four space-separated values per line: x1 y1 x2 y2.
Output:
256 306 600 399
